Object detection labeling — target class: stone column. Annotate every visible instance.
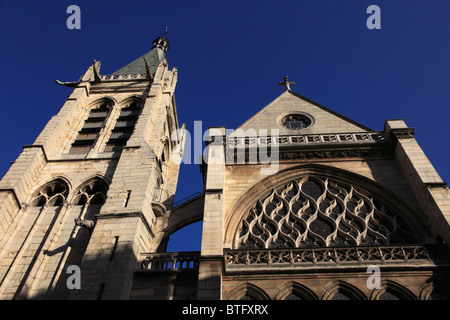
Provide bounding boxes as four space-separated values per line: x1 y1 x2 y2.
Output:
197 127 226 300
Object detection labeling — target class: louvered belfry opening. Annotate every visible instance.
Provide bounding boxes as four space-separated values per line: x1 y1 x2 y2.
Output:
70 102 111 154
104 100 141 152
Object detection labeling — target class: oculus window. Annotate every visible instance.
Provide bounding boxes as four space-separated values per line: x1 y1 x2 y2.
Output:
280 114 312 130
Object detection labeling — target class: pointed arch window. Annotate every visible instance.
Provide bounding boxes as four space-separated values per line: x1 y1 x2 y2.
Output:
227 283 270 300
72 179 108 206
274 282 318 300
46 178 109 299
7 179 70 299
322 281 367 300
30 179 69 207
105 100 142 151
370 281 416 300
70 101 113 154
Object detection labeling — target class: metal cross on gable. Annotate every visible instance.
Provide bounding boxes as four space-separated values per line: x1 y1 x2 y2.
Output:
278 75 295 91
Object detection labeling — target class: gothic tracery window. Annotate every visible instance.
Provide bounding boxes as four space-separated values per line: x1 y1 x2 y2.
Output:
45 178 108 299
236 175 417 249
72 179 108 206
30 179 69 207
10 179 71 298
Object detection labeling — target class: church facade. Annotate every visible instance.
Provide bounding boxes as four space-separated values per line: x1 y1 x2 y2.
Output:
0 36 449 300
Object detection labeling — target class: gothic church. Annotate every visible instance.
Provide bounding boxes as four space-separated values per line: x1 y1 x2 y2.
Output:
0 35 449 300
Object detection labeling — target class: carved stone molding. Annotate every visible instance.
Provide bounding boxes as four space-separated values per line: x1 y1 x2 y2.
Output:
391 128 415 139
278 148 388 161
225 245 431 267
225 147 389 163
100 73 147 82
227 132 386 147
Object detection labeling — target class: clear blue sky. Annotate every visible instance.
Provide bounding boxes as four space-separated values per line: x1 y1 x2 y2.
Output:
1 1 449 251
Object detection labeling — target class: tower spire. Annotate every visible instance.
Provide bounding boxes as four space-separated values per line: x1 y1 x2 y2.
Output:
112 31 170 76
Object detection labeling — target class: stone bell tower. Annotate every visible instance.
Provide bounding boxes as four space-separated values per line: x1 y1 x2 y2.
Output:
0 34 185 299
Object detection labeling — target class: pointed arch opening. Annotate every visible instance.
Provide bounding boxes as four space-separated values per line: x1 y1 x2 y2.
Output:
71 178 108 206
226 283 270 300
4 178 70 299
274 282 318 300
70 98 115 154
369 280 416 300
104 97 144 152
29 178 69 207
321 281 367 300
46 177 109 299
